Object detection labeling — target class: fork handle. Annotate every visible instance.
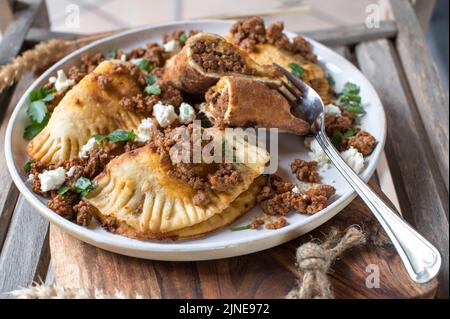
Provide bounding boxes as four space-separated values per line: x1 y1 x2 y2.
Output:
315 130 441 283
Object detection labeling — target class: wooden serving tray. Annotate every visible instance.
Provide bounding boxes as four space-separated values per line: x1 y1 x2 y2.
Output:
50 181 438 299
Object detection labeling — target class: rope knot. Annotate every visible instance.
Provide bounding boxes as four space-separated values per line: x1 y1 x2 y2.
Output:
296 242 330 272
286 226 366 299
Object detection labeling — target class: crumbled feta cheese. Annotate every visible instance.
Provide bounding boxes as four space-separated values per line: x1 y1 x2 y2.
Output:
178 102 196 124
120 54 127 62
49 76 57 83
66 166 77 177
54 70 75 92
305 137 330 166
136 118 158 142
79 137 98 158
38 167 66 192
292 185 300 193
163 40 181 53
27 174 34 182
341 147 365 174
325 104 342 117
152 102 178 128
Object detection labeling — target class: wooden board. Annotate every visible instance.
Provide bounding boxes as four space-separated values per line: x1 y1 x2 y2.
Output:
355 39 449 298
50 181 437 299
390 0 449 191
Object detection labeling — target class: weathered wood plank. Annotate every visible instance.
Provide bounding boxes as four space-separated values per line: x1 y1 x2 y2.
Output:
30 0 50 29
412 0 437 32
0 0 43 65
25 28 81 44
304 20 397 46
0 73 34 250
355 39 449 298
331 46 402 214
389 0 449 191
0 196 49 298
0 0 13 33
50 181 437 299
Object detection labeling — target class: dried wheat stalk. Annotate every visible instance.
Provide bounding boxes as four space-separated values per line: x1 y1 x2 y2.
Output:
9 283 143 299
0 33 113 94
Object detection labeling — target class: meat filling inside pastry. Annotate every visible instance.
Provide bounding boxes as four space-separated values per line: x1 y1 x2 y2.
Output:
164 32 280 95
202 76 310 135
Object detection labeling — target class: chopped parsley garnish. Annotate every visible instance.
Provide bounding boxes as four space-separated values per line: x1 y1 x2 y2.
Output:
230 224 252 231
338 82 365 115
107 129 136 143
133 58 153 73
28 87 55 102
343 128 358 138
24 115 50 140
24 87 55 140
106 47 118 60
341 82 360 95
145 83 161 95
144 74 160 95
327 74 335 87
179 33 188 42
289 62 305 78
23 159 33 172
57 185 71 196
93 134 108 142
93 129 136 143
74 177 96 197
27 100 47 123
331 130 343 149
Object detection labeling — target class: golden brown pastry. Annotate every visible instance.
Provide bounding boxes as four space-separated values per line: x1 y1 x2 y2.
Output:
224 35 331 104
95 176 265 240
164 32 280 95
27 60 144 164
85 135 269 239
202 76 310 135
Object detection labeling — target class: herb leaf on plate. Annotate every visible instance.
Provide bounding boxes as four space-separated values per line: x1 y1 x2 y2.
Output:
74 177 96 197
289 62 305 78
338 82 365 115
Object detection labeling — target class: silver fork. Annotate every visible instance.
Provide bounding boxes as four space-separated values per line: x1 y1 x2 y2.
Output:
274 63 441 284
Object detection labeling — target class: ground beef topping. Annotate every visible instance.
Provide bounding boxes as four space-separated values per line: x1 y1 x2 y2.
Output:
159 81 184 106
347 130 377 156
47 193 79 221
209 163 243 192
145 125 243 207
95 74 113 90
29 146 115 226
290 159 320 183
74 200 95 226
126 43 167 67
109 62 146 86
191 39 255 75
120 93 156 116
229 17 318 63
119 78 183 116
229 16 266 52
325 108 355 136
43 85 65 112
250 218 265 229
266 217 287 229
257 175 335 216
266 22 294 52
163 30 199 44
292 35 318 63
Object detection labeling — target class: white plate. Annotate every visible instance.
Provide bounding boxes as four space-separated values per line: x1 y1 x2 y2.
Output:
5 20 386 261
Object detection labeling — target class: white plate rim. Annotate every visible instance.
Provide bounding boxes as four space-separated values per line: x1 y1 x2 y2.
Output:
4 19 386 260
